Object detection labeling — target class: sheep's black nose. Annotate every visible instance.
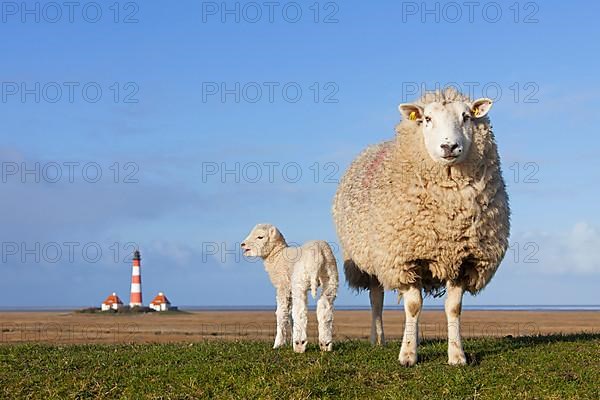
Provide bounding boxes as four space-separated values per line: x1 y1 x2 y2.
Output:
441 143 458 152
441 143 459 156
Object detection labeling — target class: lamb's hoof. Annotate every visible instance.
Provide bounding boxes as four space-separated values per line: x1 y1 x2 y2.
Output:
370 339 386 346
448 352 467 366
273 341 285 349
399 352 417 367
319 341 333 352
371 336 385 346
293 340 307 353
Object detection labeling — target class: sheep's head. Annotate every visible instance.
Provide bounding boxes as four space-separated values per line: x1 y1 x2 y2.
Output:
399 98 493 165
241 223 285 259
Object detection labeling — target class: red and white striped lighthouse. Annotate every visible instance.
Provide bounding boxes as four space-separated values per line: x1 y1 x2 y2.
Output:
129 250 143 307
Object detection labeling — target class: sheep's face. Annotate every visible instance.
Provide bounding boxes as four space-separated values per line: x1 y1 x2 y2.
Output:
241 223 283 259
399 98 493 165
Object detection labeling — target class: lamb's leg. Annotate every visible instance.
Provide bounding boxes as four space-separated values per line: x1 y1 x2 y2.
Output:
283 295 292 341
292 285 308 353
317 277 335 352
446 281 467 365
273 291 291 349
399 286 422 366
369 283 385 345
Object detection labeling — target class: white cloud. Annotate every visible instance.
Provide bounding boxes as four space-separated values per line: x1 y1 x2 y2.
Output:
148 241 196 267
511 222 600 275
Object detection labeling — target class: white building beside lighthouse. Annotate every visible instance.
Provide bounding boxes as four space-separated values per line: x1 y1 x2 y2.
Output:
101 293 124 311
149 292 171 312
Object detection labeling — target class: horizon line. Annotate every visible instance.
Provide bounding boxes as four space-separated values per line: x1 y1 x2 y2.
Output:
1 304 599 312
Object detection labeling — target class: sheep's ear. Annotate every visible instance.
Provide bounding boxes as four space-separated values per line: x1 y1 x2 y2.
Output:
398 103 424 122
470 98 493 118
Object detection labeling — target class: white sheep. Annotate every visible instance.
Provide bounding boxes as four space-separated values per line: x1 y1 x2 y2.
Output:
333 88 510 366
241 223 339 353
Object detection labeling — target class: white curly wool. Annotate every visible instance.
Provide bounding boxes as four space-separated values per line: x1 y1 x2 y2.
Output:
333 88 510 365
242 224 339 353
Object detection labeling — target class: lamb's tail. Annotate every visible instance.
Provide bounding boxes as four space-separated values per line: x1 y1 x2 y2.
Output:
320 243 339 300
311 278 318 299
308 241 339 300
311 244 328 299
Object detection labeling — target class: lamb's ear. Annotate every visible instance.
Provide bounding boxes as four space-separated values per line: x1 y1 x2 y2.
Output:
268 226 280 240
470 98 493 118
398 103 424 122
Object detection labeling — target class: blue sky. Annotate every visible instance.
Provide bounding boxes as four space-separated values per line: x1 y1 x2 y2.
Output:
1 0 599 308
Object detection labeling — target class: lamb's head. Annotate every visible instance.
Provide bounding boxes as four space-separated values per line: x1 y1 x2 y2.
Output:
241 223 286 259
399 97 493 165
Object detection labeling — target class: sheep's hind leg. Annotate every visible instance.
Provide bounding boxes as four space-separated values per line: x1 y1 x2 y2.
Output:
399 286 422 366
369 282 385 345
273 291 291 349
446 281 467 365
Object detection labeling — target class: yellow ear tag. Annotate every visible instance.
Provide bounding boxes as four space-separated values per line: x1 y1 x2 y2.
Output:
473 108 480 117
409 111 416 121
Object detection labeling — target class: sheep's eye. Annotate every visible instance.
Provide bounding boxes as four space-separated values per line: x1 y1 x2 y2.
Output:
257 236 264 240
462 112 471 122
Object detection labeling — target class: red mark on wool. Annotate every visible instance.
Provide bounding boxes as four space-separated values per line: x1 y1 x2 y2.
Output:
362 146 389 188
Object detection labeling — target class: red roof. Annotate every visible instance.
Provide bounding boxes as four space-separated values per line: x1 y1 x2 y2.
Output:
102 293 123 305
150 292 171 305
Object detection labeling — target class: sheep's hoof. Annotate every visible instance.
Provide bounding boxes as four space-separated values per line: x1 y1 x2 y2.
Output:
399 352 417 367
273 341 285 349
448 352 467 366
319 341 333 352
293 340 307 353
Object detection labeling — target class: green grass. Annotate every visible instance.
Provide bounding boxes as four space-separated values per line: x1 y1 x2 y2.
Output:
1 334 598 399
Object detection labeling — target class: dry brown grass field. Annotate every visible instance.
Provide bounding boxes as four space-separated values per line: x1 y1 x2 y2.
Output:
1 310 598 344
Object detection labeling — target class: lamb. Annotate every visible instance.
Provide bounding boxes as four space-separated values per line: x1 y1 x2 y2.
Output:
241 223 339 353
332 88 510 366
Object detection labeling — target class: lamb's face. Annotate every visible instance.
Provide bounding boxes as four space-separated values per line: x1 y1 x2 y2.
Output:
241 223 281 258
399 98 493 165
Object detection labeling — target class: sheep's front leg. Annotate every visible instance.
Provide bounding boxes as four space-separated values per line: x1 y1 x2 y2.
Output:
399 286 422 366
273 291 291 349
369 283 385 345
446 281 466 365
292 284 308 353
